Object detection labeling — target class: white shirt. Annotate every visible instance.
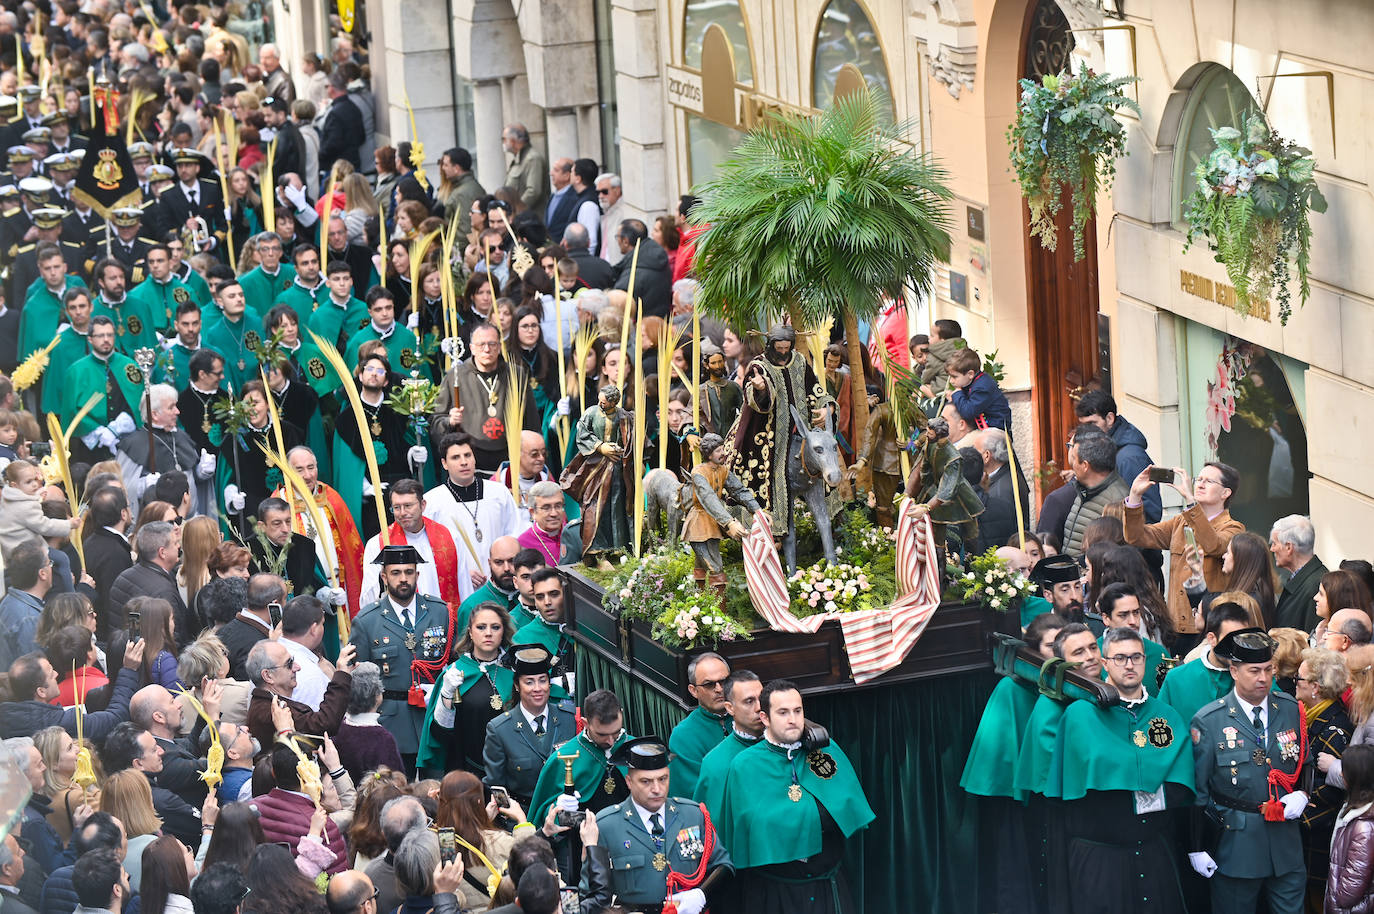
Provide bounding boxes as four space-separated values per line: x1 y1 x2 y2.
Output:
359 528 443 606
1236 692 1269 738
631 798 668 836
390 595 418 629
282 636 330 711
423 478 519 600
520 702 550 734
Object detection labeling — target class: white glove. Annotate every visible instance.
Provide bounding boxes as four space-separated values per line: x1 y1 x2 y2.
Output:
223 206 233 225
555 793 580 813
440 666 464 699
282 183 308 209
315 585 347 607
97 427 119 450
143 472 161 488
406 311 419 330
109 412 135 436
1188 852 1217 878
197 449 216 478
667 889 706 914
363 480 374 497
81 429 104 451
225 484 246 513
557 395 570 416
407 445 428 466
1280 791 1308 820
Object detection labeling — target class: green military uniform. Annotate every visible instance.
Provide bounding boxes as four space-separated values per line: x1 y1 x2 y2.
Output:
530 728 634 828
201 314 261 393
584 739 733 912
458 582 524 635
348 579 454 760
39 324 91 416
1159 655 1234 722
276 277 330 324
61 353 144 439
345 323 429 378
18 274 85 361
91 293 159 354
1192 684 1309 914
1044 693 1195 913
415 653 515 774
483 699 576 807
126 274 193 334
717 737 875 912
668 706 731 800
693 729 760 821
238 263 297 318
307 294 369 352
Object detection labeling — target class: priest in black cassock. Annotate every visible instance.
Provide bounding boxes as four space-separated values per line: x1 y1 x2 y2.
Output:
334 351 424 541
249 496 330 600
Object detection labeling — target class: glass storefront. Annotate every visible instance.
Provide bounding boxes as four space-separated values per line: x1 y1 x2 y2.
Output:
812 0 891 112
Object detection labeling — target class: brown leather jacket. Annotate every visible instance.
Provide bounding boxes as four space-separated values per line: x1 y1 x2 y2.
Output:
1123 502 1243 635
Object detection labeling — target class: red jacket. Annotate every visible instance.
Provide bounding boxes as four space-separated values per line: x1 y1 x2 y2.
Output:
251 787 348 874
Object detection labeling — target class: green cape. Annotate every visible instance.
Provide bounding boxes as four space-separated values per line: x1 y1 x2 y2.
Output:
1046 694 1196 802
717 739 875 869
1157 655 1234 721
276 280 330 325
239 263 298 318
62 353 146 437
306 295 369 352
693 730 758 820
289 337 345 397
1012 694 1066 798
530 730 634 827
345 323 430 380
41 326 93 415
415 653 515 771
201 315 261 393
1020 594 1053 630
20 276 85 361
960 675 1040 800
126 275 193 333
668 706 731 799
513 616 570 655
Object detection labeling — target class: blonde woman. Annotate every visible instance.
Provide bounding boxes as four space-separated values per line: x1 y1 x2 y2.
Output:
178 516 221 618
34 726 98 843
340 173 378 246
176 631 251 732
103 769 164 891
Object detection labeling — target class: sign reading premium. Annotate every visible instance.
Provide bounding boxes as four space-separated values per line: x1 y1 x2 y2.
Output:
1179 269 1271 322
666 65 705 114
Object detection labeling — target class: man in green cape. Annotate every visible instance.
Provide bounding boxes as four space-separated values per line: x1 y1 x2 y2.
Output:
201 279 260 392
90 255 158 355
18 232 85 361
154 301 204 389
694 670 763 821
125 244 193 334
528 688 633 830
307 260 369 352
716 679 873 914
275 244 330 323
667 653 731 799
39 287 95 417
459 535 522 633
344 288 429 379
61 316 145 450
1045 627 1195 913
1096 583 1170 689
238 231 298 318
1158 601 1251 720
513 568 574 686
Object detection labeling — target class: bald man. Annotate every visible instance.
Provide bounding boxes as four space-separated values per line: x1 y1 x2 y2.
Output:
457 535 522 633
325 870 376 914
493 430 573 527
1323 608 1373 655
996 546 1032 577
130 684 209 806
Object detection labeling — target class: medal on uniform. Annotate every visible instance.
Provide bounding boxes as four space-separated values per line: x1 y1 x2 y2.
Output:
405 632 417 651
1253 747 1268 766
1132 730 1146 748
788 783 803 802
490 694 503 710
652 852 667 872
237 358 246 371
202 416 211 433
370 418 382 437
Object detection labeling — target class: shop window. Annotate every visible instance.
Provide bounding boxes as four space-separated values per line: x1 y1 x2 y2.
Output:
687 114 744 186
812 0 891 112
684 0 753 86
1172 66 1260 228
452 75 477 157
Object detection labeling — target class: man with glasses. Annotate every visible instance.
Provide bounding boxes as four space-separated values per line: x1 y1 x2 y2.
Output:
666 653 732 798
516 480 579 567
325 871 379 914
212 721 259 803
61 316 144 462
246 633 356 747
432 321 538 475
238 231 297 319
1045 626 1194 912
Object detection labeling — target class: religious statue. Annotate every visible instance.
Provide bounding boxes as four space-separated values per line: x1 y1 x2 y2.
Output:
682 433 759 597
904 411 983 558
700 342 743 436
560 384 635 570
731 324 842 571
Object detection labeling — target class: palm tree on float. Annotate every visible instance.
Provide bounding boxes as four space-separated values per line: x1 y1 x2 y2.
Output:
690 88 954 472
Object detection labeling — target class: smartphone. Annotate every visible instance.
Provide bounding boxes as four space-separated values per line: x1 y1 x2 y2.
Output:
490 786 510 810
127 611 142 644
437 827 457 866
268 602 283 628
1147 466 1175 484
1183 525 1197 549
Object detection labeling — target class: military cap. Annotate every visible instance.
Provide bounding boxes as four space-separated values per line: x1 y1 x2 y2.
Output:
128 141 156 161
0 185 17 199
1217 628 1274 664
1030 554 1083 586
609 737 673 771
21 127 51 145
6 145 35 164
0 95 16 117
510 645 555 678
44 153 78 173
372 543 427 566
17 86 40 102
31 207 68 230
18 176 53 197
147 163 175 182
40 111 68 129
110 207 144 226
171 147 204 166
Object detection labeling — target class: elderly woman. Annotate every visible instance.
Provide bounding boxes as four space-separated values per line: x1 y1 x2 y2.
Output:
175 631 252 733
1299 646 1354 910
393 829 464 914
334 662 403 781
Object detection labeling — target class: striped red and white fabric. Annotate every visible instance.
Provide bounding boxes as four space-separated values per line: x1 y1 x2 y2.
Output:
742 499 943 684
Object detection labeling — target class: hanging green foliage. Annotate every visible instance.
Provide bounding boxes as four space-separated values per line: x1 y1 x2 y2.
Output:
1007 62 1140 260
1182 111 1327 324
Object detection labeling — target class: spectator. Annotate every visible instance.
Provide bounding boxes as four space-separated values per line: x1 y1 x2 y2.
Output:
4 736 64 876
244 637 353 747
323 871 374 914
138 837 195 914
248 744 347 873
610 220 672 318
390 830 464 914
1059 431 1128 557
1271 514 1328 633
334 663 403 783
1323 609 1374 657
242 844 327 914
1075 390 1162 523
278 597 332 711
1124 461 1243 640
1313 570 1374 644
434 771 521 912
39 812 125 914
206 724 257 805
946 347 1011 432
0 463 80 563
107 524 196 651
33 727 88 844
81 487 133 642
201 803 266 873
974 428 1029 552
176 632 251 734
1218 531 1280 627
100 724 203 851
129 685 208 808
0 538 55 669
1324 744 1374 913
99 769 164 892
178 517 220 625
188 864 247 914
69 849 129 914
217 575 284 680
124 598 181 690
0 646 143 741
206 543 252 583
1297 646 1354 908
918 318 965 396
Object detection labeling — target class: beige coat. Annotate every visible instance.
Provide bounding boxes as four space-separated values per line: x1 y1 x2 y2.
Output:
1123 502 1244 634
0 486 71 559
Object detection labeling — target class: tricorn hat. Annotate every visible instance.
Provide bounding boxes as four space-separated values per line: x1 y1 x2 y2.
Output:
510 644 554 678
609 736 672 771
1216 628 1274 664
372 543 427 566
1030 555 1083 587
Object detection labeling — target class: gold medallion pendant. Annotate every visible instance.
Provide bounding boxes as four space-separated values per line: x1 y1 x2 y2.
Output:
370 420 382 437
490 694 503 711
603 776 617 794
652 853 667 872
788 784 803 802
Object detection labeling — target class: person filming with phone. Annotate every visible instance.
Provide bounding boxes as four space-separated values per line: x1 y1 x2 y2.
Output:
245 632 357 748
1124 461 1245 649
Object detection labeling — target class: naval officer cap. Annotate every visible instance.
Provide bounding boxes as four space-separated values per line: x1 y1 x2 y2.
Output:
1030 554 1083 586
372 543 427 566
610 737 674 771
1217 628 1274 664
